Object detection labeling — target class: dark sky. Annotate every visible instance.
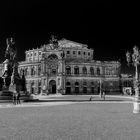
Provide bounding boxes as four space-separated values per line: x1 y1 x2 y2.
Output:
0 1 140 74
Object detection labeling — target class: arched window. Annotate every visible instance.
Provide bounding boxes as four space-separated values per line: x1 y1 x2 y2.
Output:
38 81 41 94
91 87 94 93
66 66 71 75
31 81 34 94
31 66 35 76
26 67 29 76
38 65 41 75
27 53 29 58
128 81 131 87
91 81 94 86
39 51 41 55
91 81 94 93
83 81 87 94
66 82 71 86
24 68 28 76
51 69 57 75
97 67 100 75
74 66 79 74
31 67 33 76
83 67 87 74
123 81 126 87
75 82 79 86
48 54 58 60
75 82 79 94
66 82 71 94
90 67 94 75
83 87 87 93
19 68 23 76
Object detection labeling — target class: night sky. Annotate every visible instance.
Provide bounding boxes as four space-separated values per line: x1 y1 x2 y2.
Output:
0 1 140 74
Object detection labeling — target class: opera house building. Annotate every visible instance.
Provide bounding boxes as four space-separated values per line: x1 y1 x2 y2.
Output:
0 38 121 95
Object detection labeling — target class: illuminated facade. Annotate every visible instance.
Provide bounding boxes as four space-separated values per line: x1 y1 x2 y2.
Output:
0 39 121 95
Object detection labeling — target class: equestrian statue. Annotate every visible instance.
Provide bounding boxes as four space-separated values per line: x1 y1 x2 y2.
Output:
0 38 27 104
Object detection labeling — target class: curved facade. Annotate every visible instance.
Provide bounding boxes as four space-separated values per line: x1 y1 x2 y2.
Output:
0 39 121 95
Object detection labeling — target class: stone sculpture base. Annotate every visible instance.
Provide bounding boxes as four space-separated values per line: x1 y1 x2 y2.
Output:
9 84 16 93
133 101 140 114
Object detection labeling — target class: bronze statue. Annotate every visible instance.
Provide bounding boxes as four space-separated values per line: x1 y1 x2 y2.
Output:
1 38 27 104
49 35 59 49
2 38 17 80
5 37 17 61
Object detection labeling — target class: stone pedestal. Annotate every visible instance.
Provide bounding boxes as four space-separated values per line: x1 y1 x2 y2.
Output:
9 84 16 93
56 89 62 95
133 87 140 114
133 101 140 114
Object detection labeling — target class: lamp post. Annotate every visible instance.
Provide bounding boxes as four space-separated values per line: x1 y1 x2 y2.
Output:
61 49 65 95
126 46 140 113
99 79 102 98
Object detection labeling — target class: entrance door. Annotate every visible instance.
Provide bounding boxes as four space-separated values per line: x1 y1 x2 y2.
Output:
91 87 94 94
98 87 100 94
66 87 71 94
49 80 56 94
83 87 87 94
75 87 79 94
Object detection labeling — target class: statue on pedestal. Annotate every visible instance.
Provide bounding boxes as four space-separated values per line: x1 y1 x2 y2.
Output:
0 37 27 104
2 38 17 88
5 37 17 61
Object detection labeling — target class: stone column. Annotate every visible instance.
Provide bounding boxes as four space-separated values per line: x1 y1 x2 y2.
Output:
71 81 74 94
35 80 39 94
41 60 45 75
87 65 90 76
28 80 32 94
36 65 38 76
79 80 82 93
29 66 31 77
41 78 47 95
71 65 74 75
94 66 97 75
45 77 49 95
79 65 82 76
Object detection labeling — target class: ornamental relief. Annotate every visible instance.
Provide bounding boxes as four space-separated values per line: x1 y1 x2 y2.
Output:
46 57 60 76
46 59 59 69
